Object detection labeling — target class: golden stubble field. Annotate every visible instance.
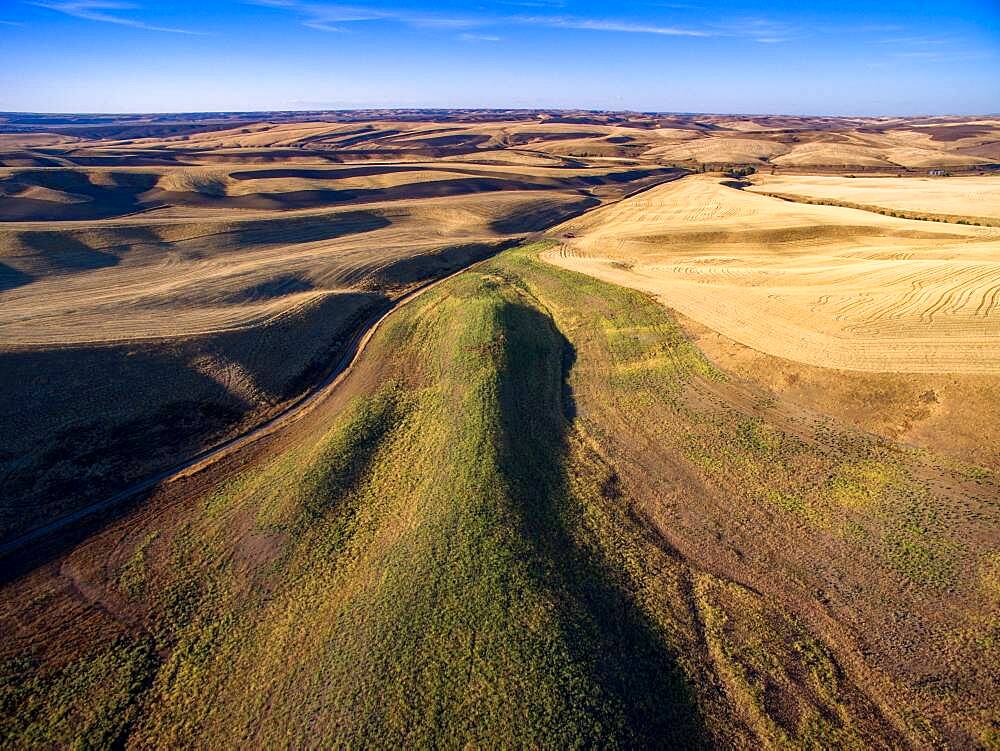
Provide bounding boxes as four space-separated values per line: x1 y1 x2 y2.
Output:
546 173 1000 465
548 175 1000 374
0 192 568 346
746 173 1000 224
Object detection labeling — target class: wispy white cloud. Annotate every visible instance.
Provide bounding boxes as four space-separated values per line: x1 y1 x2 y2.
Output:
872 32 988 64
890 49 993 62
0 19 26 25
244 2 822 43
248 1 476 33
892 51 941 58
30 1 207 34
251 0 390 31
511 15 710 36
250 1 714 37
459 32 501 42
409 16 483 29
710 17 798 44
495 0 565 7
301 19 343 31
879 36 952 45
853 23 905 33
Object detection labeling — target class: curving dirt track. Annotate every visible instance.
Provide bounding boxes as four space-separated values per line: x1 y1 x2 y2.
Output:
0 254 500 560
0 140 687 536
0 169 686 559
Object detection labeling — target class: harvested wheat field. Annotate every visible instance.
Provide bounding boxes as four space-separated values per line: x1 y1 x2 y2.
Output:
746 174 1000 224
0 193 577 346
549 175 1000 373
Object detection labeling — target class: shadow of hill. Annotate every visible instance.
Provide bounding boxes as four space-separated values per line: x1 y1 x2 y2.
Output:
0 344 246 548
0 262 32 292
495 300 707 748
221 274 316 304
368 241 517 289
154 177 552 213
0 170 159 221
0 289 380 552
229 166 438 181
490 196 600 234
6 212 391 283
215 210 392 247
18 231 120 272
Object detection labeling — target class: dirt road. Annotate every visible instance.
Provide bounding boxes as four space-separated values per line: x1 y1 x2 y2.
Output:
0 172 688 562
0 254 500 560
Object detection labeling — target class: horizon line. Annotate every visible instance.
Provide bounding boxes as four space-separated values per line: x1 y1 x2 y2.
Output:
2 107 998 119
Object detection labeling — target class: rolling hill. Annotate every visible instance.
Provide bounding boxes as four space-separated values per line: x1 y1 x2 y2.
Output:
0 112 997 749
2 244 996 748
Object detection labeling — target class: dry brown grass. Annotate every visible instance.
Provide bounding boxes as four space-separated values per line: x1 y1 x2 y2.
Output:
676 310 1000 468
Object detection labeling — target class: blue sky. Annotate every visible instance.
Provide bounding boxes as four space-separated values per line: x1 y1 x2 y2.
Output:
0 0 997 114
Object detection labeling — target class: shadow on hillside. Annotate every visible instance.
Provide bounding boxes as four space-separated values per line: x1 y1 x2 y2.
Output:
0 345 248 550
489 196 600 234
0 170 156 221
199 210 392 247
19 231 120 272
0 290 383 571
0 262 32 292
370 241 516 289
157 177 550 213
495 301 707 748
